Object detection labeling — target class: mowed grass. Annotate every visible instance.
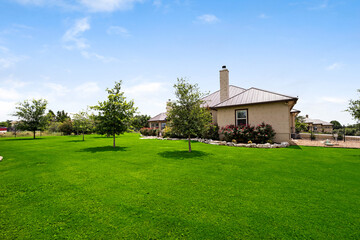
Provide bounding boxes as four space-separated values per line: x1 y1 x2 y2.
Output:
0 134 359 239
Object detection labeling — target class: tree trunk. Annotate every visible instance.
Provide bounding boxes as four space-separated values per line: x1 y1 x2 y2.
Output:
82 131 85 141
113 134 116 148
33 130 36 139
188 135 191 152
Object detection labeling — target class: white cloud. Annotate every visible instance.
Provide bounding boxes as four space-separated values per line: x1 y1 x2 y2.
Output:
107 26 131 37
62 17 90 50
321 97 347 104
44 82 70 96
326 62 343 71
81 51 117 63
0 88 21 100
0 46 27 69
0 100 17 120
123 80 173 116
75 82 100 95
78 0 143 12
153 0 161 7
309 0 328 10
197 14 219 24
3 75 29 88
62 19 117 62
258 13 269 19
13 0 78 10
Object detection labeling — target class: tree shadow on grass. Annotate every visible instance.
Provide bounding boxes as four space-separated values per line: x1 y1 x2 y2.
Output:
158 150 211 160
1 138 45 141
79 146 128 153
288 145 302 150
68 140 85 143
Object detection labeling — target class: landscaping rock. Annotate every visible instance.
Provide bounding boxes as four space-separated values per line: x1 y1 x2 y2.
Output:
281 142 290 147
0 156 3 161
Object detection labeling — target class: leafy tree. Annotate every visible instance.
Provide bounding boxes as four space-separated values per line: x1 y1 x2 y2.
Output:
131 114 151 131
13 99 48 139
330 120 342 130
347 89 360 122
47 110 56 122
91 81 137 148
59 119 73 135
295 115 307 133
167 78 212 152
56 110 70 122
73 110 94 141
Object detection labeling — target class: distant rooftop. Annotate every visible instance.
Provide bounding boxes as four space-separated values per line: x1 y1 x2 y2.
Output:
148 112 167 122
304 117 332 126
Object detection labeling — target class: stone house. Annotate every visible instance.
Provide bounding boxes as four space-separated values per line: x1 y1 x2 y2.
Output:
149 66 299 142
303 115 333 133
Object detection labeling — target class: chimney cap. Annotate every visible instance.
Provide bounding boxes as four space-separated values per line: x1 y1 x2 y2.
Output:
222 65 227 69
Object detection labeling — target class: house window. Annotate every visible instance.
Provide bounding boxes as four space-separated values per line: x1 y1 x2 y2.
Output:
161 123 166 129
313 126 317 131
236 109 248 126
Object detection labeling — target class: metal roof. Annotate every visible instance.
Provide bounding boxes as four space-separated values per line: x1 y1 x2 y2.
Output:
214 87 298 108
304 118 333 126
148 112 167 122
201 85 246 107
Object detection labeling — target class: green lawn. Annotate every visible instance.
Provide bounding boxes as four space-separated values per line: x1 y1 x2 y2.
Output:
0 133 359 239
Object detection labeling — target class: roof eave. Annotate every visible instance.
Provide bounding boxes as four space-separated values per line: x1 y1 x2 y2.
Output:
213 98 298 109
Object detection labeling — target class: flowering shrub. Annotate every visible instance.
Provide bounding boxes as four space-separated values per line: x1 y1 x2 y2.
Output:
220 122 275 143
140 127 158 136
253 122 276 144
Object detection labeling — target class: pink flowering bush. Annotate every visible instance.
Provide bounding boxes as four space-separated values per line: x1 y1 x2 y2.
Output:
220 122 275 143
253 122 276 143
140 127 158 136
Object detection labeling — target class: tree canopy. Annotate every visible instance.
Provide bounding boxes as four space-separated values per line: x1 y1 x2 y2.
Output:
330 120 342 129
167 78 212 152
295 115 308 133
347 89 360 122
131 114 151 131
73 110 94 141
91 81 136 148
13 99 48 139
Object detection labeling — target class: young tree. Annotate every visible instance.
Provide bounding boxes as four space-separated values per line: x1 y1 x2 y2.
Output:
13 99 48 139
347 89 360 122
73 110 93 141
167 78 212 152
295 115 308 133
91 81 136 148
59 119 73 135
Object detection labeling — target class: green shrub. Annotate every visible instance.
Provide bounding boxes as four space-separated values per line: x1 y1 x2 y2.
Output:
202 123 220 140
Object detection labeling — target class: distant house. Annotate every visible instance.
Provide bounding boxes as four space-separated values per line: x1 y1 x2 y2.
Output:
149 66 299 142
304 115 333 133
148 112 167 129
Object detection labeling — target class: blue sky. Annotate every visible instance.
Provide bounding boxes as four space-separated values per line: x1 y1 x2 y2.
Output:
0 0 359 124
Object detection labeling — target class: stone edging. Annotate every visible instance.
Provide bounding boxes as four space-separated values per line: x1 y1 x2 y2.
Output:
140 136 290 148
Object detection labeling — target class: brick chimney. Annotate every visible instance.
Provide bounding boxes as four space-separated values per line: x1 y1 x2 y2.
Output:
166 99 172 112
220 65 229 102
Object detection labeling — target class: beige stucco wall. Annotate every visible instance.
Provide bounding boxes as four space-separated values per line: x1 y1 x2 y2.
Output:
216 101 292 142
210 110 218 124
